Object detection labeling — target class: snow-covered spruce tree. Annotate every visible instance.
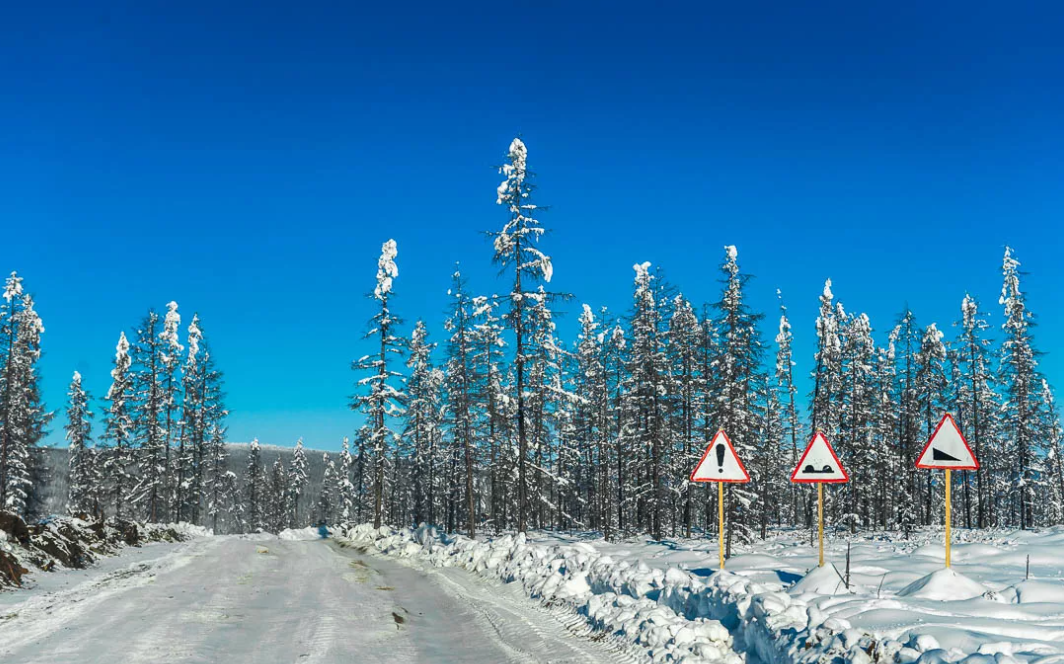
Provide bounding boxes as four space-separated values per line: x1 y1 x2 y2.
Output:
0 276 50 517
1039 380 1064 525
443 268 478 535
810 280 842 436
0 272 25 514
575 305 609 535
999 247 1042 528
870 337 899 528
405 320 442 526
267 457 288 532
425 373 447 523
339 437 355 522
316 453 337 525
489 138 567 534
351 239 405 529
353 427 369 522
624 262 670 541
837 311 876 532
667 295 701 538
244 439 265 532
804 280 842 531
158 301 184 521
914 323 948 524
194 336 228 528
66 371 96 516
204 423 234 534
954 294 999 528
130 310 167 521
102 332 135 517
525 287 573 529
288 438 309 526
945 344 977 528
471 293 509 532
755 374 788 537
550 339 585 531
892 311 923 535
178 314 205 524
774 291 802 524
386 434 406 527
602 317 627 537
696 305 718 535
709 247 765 553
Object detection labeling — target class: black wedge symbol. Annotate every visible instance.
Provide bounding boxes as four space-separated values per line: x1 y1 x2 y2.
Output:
932 448 961 462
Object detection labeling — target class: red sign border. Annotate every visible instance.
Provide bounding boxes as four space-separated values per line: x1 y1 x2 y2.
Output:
690 430 751 484
790 431 850 484
915 413 980 471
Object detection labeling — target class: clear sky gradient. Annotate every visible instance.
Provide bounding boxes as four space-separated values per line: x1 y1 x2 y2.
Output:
3 2 1062 451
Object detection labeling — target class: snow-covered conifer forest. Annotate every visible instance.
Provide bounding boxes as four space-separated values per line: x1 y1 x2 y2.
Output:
3 138 1062 546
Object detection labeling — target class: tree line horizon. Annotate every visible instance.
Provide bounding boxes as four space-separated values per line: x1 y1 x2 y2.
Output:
1 138 1060 547
349 137 1062 549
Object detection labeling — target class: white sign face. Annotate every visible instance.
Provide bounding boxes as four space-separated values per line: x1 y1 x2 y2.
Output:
691 431 750 483
791 432 849 483
916 413 979 470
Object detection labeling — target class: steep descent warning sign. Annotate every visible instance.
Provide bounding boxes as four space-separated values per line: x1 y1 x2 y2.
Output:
916 413 979 470
691 430 750 483
791 432 849 483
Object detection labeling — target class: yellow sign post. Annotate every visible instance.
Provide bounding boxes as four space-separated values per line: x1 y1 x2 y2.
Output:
915 414 978 569
945 470 952 567
791 432 849 568
690 430 750 570
817 483 824 567
718 482 725 569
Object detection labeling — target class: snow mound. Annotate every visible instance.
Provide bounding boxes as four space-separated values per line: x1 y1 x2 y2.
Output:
279 526 328 541
897 569 987 600
1012 580 1064 604
789 564 851 595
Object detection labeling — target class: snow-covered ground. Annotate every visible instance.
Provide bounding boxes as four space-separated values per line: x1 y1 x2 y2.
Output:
6 523 1062 664
531 526 1064 664
341 523 742 663
345 523 1064 664
0 531 635 663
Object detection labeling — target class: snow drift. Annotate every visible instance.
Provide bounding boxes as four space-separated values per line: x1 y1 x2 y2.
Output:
339 523 741 663
340 524 1043 664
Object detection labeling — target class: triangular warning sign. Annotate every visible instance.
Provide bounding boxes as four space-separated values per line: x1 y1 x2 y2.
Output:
691 431 750 483
791 432 849 483
916 413 979 470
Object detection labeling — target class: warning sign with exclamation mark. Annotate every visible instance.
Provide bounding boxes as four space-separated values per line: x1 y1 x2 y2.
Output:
691 431 750 483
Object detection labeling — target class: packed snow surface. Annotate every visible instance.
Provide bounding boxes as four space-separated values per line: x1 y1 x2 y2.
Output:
0 532 637 663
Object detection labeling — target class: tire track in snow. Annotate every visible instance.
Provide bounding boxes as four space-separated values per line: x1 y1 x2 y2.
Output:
346 541 645 664
0 536 215 658
430 566 644 664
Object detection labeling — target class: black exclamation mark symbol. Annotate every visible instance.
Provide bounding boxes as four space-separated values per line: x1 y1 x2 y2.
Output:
716 443 725 473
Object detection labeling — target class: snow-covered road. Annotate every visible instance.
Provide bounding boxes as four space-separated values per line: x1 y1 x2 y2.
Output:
0 536 632 663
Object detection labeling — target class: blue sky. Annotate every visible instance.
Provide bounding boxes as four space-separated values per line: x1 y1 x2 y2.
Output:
2 2 1062 451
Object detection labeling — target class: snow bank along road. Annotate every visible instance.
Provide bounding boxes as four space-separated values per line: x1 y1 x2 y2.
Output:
0 535 637 663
